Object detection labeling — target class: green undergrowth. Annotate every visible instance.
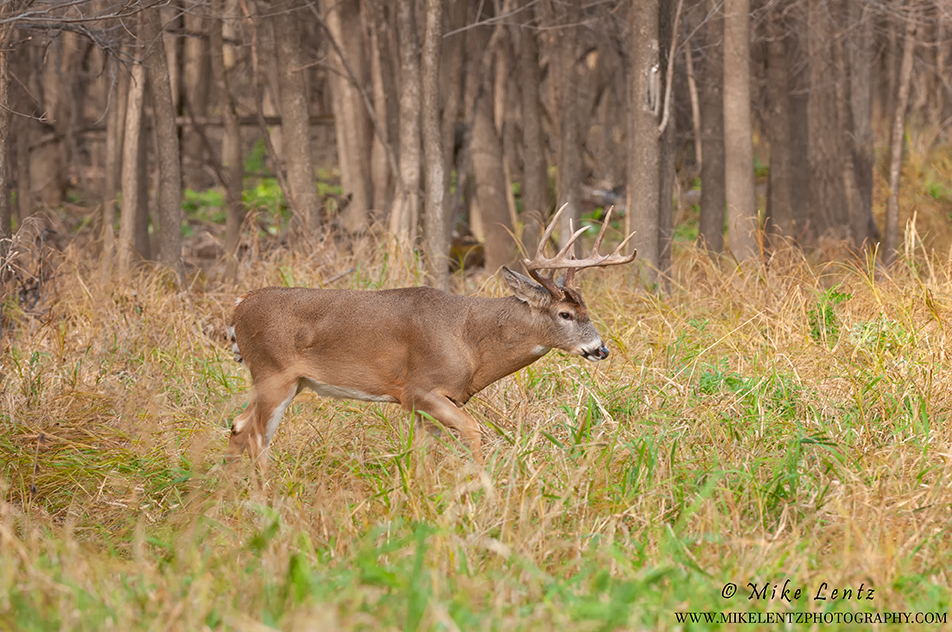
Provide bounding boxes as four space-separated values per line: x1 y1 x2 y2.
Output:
2 238 952 631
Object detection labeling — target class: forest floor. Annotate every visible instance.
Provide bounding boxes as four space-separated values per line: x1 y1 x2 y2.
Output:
3 141 952 631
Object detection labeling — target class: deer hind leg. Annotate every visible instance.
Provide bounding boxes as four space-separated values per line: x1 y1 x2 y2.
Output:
230 376 299 481
405 392 484 465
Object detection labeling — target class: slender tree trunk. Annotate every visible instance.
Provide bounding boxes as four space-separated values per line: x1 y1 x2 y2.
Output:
884 14 917 265
103 58 126 267
848 0 878 246
657 0 678 278
787 1 809 234
211 0 244 279
135 104 151 261
808 0 849 243
441 0 467 241
685 39 702 168
367 3 392 219
765 1 792 240
422 0 448 290
518 0 550 255
723 0 757 260
557 2 582 257
15 118 30 225
321 0 372 232
390 0 421 242
181 9 211 188
627 0 661 279
699 0 725 253
118 41 147 277
274 0 321 232
0 23 11 239
466 12 513 273
143 7 185 283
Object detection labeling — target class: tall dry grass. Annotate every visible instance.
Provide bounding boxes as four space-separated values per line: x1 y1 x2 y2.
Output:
1 213 952 629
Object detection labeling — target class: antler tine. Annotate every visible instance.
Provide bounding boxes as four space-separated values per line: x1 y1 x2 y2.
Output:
590 207 614 255
533 203 568 259
523 204 638 293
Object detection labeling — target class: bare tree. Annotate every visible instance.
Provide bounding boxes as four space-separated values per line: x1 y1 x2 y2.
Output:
210 0 244 279
274 0 321 232
556 2 582 257
422 0 448 290
118 30 147 277
366 2 393 220
466 11 513 273
627 0 661 278
765 0 793 240
847 0 878 247
0 2 31 239
390 0 421 242
143 6 185 283
441 0 467 240
698 0 725 253
807 0 849 243
518 0 550 255
723 0 757 260
102 59 127 268
321 0 372 232
884 10 917 265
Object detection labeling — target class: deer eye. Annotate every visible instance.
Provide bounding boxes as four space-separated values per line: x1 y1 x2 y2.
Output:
559 311 573 321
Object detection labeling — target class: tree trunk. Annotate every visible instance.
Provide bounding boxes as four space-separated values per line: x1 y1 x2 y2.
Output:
367 3 392 219
0 23 11 239
118 42 147 277
884 14 917 265
274 1 320 232
807 0 849 243
211 0 244 279
765 1 793 241
103 58 127 266
422 0 448 290
143 7 185 283
441 0 468 241
518 0 550 255
786 1 810 234
848 0 878 247
466 14 513 274
321 0 372 232
657 0 678 278
390 0 421 242
627 0 661 279
723 0 757 260
557 2 582 257
181 9 211 188
698 0 725 253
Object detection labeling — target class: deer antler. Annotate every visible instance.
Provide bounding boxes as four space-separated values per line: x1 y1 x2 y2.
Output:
523 205 637 294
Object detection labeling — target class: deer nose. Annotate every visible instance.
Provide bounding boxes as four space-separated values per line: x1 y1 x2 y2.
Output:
595 345 609 360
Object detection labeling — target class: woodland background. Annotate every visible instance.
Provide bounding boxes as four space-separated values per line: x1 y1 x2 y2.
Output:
0 0 950 288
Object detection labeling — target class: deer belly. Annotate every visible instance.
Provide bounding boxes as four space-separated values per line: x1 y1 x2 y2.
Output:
300 378 399 403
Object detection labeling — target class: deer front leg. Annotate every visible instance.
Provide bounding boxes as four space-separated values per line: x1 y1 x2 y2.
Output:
228 376 298 483
405 392 484 465
226 399 256 464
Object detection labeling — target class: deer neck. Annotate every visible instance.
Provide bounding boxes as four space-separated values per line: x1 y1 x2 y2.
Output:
464 296 553 396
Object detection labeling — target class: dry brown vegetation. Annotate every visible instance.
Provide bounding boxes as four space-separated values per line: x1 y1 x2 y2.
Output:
2 195 952 630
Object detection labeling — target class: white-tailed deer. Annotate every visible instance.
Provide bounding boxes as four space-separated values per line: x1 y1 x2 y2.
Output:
226 206 636 476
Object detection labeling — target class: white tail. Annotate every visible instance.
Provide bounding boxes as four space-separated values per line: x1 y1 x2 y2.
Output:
227 206 636 476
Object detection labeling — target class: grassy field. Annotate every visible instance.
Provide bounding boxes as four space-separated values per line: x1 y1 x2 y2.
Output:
3 214 952 630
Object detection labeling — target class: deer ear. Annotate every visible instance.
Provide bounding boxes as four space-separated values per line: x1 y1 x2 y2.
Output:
501 266 552 306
